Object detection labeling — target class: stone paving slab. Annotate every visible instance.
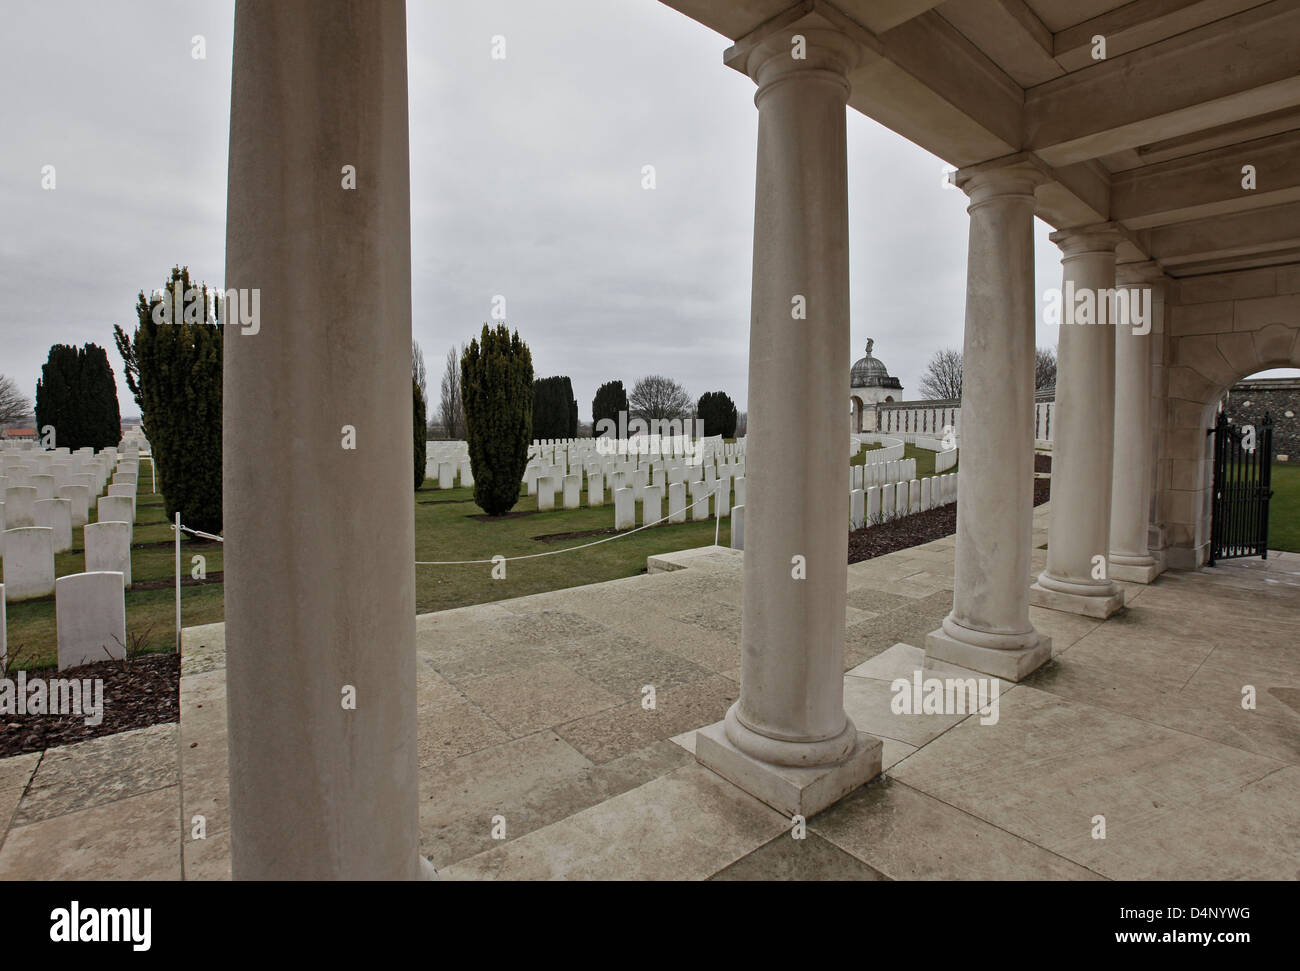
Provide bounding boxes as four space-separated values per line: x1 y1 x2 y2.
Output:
441 763 788 881
10 723 177 827
0 785 181 880
709 831 890 881
811 776 1106 880
889 684 1299 880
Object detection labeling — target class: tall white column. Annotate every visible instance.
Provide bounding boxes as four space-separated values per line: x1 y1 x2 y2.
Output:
224 0 425 879
925 162 1051 682
1032 225 1126 618
1109 261 1165 583
694 26 881 819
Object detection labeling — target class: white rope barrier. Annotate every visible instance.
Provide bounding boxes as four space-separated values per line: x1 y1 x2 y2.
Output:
415 489 724 566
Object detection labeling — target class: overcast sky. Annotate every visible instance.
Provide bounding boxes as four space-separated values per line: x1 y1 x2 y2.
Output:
1 0 1292 423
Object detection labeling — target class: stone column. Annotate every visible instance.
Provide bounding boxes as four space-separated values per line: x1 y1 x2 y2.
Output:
695 26 881 819
223 0 426 879
1108 261 1166 583
1031 225 1126 618
925 162 1051 682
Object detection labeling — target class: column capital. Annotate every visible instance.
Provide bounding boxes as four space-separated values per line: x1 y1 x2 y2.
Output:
1049 221 1125 257
1115 259 1169 287
731 26 862 95
954 155 1049 211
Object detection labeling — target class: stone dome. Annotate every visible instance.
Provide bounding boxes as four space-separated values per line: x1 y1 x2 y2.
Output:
850 339 902 389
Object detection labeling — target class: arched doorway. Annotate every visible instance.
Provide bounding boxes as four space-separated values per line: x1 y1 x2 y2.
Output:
1217 370 1300 560
1162 318 1300 567
850 394 866 433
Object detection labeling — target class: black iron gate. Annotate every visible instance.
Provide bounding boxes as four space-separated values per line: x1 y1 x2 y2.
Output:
1209 411 1274 564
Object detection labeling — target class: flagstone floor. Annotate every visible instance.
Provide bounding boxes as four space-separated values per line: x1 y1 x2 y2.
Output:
2 503 1298 880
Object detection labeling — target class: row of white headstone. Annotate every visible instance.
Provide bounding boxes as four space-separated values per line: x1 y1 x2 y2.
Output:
850 472 958 528
422 437 747 492
532 436 745 458
609 475 741 530
0 442 140 670
850 458 917 490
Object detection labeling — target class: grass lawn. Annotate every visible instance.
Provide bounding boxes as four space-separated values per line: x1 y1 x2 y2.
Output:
3 459 731 670
1269 462 1300 553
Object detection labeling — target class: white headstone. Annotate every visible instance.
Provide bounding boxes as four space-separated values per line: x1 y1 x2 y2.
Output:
5 486 37 528
438 461 456 489
98 494 135 526
850 488 864 529
920 477 931 511
30 473 55 501
668 481 686 523
642 484 663 524
2 527 55 601
56 571 127 669
58 484 91 527
107 483 137 516
880 483 894 521
895 481 909 518
730 504 744 550
614 486 635 530
85 520 133 588
563 473 581 510
688 479 710 520
587 472 604 507
909 478 921 514
35 498 73 553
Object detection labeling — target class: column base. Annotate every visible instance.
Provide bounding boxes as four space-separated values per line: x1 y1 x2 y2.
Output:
924 626 1052 682
694 717 882 819
1030 579 1125 618
1108 553 1164 584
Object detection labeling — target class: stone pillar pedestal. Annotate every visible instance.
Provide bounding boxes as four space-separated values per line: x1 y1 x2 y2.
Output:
694 26 881 819
924 161 1051 682
223 0 427 879
1109 261 1166 584
1032 225 1126 619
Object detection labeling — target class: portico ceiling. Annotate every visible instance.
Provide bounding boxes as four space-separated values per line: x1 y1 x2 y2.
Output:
659 0 1300 277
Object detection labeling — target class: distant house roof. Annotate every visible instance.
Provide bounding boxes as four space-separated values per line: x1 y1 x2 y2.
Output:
2 427 37 439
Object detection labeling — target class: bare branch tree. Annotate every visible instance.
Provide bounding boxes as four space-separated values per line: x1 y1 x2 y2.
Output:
1035 346 1057 392
917 348 962 400
412 340 428 402
439 344 465 439
628 375 692 422
0 374 32 425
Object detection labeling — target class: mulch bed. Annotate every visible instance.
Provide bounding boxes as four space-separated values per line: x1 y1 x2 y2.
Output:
0 652 180 758
848 464 1051 565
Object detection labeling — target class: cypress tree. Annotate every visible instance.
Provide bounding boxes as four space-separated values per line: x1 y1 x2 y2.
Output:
592 380 628 435
413 378 427 490
531 375 578 441
461 324 532 516
697 391 739 439
34 343 121 449
113 266 223 532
